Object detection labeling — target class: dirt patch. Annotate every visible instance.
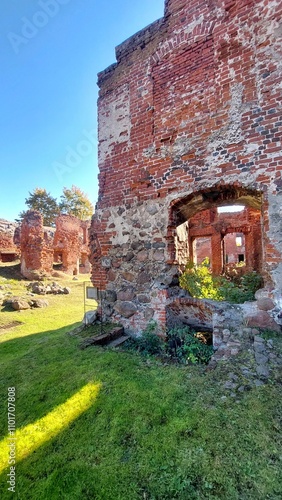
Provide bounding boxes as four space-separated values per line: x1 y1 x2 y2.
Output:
0 320 23 333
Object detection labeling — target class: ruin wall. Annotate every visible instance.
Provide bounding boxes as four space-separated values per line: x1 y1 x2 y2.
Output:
90 0 282 333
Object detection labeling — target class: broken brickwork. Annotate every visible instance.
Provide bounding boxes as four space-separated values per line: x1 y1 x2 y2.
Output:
0 219 20 262
53 215 90 275
20 212 90 279
20 211 54 279
90 0 282 333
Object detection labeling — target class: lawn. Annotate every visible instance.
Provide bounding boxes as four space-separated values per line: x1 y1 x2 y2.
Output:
0 268 281 499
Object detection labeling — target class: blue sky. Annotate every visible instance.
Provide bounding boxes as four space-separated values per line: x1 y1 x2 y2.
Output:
0 0 164 221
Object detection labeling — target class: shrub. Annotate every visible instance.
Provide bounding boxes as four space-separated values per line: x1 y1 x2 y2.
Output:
124 323 213 364
124 321 165 356
179 258 222 300
166 326 214 365
179 259 262 304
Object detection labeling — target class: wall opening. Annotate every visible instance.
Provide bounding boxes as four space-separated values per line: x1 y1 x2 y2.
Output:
169 184 264 279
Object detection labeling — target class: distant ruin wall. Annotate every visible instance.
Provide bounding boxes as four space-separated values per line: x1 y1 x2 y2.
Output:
90 0 282 334
53 214 82 275
20 213 91 279
20 211 53 279
0 219 20 261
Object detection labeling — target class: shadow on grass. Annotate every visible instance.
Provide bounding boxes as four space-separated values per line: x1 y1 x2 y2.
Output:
0 262 24 281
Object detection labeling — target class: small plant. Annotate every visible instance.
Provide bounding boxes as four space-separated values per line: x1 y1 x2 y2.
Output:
124 321 165 356
166 326 214 365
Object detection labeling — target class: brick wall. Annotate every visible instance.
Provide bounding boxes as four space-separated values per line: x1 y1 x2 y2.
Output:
0 219 20 261
90 0 282 333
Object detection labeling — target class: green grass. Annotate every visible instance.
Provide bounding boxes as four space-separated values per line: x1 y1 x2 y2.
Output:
0 270 282 499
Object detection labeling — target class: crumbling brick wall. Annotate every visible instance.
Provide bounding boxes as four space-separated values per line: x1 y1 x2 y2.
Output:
53 214 82 275
20 211 53 279
0 219 20 262
90 0 282 333
20 213 91 279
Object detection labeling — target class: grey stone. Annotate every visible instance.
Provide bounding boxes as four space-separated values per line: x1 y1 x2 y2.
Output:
83 310 97 325
146 204 158 215
63 287 71 294
255 288 273 301
255 352 268 365
114 301 137 318
257 298 275 311
254 379 265 387
105 290 117 303
254 335 264 343
223 381 238 390
11 299 30 311
138 294 151 303
101 257 111 268
237 386 245 392
117 288 135 301
31 299 49 308
137 271 151 284
103 304 113 317
152 242 165 248
124 252 134 262
256 364 270 378
144 307 154 320
153 250 164 261
137 250 148 262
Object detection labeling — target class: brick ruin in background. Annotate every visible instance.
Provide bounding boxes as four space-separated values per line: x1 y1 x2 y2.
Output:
53 215 90 275
179 206 262 274
0 219 20 262
21 211 54 280
20 211 91 279
90 0 282 335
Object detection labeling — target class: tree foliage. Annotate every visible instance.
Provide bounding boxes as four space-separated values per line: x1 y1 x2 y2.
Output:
18 188 59 226
59 185 94 220
17 186 94 225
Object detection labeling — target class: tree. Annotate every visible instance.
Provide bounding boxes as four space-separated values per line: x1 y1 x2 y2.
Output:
18 188 59 226
59 185 94 220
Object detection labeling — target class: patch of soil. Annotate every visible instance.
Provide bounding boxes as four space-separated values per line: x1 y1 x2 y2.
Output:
0 320 23 333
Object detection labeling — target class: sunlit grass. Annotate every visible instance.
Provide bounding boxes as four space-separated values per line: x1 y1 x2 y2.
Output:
0 382 100 474
0 277 86 339
0 268 281 499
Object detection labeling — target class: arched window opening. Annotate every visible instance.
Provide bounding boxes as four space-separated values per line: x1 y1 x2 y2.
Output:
170 185 264 280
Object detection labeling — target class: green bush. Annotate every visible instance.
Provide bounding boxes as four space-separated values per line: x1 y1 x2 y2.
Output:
179 259 262 304
166 326 214 364
124 323 213 364
124 321 165 356
179 258 222 300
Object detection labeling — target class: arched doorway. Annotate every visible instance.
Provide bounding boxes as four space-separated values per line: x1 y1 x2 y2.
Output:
168 184 264 280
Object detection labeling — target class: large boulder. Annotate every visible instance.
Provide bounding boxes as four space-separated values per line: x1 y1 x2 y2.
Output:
245 310 280 332
11 299 30 311
114 301 137 318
